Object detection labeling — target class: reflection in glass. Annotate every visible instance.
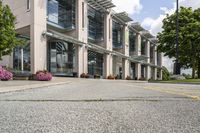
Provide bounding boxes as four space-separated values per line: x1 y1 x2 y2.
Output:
47 0 76 29
48 41 75 76
13 42 30 72
88 50 103 76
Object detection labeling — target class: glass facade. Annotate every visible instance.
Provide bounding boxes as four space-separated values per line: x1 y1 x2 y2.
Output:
141 37 146 55
112 21 123 48
131 62 136 79
88 6 104 42
47 0 76 29
13 43 31 72
129 31 136 52
88 50 103 76
48 41 75 76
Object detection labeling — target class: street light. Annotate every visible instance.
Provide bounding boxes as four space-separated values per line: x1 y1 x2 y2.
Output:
174 0 181 75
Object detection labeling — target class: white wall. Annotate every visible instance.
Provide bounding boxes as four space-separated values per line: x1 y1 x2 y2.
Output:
3 0 31 29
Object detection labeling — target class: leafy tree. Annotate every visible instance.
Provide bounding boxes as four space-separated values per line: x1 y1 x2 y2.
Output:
162 66 170 81
0 0 24 60
157 7 200 78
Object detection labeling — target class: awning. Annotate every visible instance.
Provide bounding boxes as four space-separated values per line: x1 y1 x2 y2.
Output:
43 30 85 46
88 43 112 54
140 30 154 38
131 22 145 32
113 12 133 23
149 38 158 44
88 0 115 12
129 55 148 63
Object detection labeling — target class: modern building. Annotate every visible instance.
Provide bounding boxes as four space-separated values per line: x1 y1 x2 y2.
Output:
1 0 163 80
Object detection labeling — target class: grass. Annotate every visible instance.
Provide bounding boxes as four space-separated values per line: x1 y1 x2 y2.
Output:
149 79 200 84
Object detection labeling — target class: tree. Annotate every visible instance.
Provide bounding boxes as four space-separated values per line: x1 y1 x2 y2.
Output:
162 66 170 81
157 7 200 78
0 0 23 60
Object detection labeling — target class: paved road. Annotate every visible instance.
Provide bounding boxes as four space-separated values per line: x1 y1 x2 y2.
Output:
0 79 200 133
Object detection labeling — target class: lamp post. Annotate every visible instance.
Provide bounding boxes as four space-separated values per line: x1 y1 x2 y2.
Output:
174 0 181 75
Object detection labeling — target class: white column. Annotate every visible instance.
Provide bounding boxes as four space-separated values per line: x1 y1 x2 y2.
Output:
153 45 157 66
103 12 113 78
135 33 141 56
76 0 88 77
122 25 130 79
30 0 47 74
145 41 151 80
153 67 157 80
135 63 141 80
135 33 141 80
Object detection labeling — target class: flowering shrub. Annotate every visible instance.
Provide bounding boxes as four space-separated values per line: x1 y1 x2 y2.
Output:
36 70 52 81
126 76 131 80
0 66 13 81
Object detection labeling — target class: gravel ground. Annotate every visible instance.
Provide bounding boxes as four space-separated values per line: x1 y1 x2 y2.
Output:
0 79 200 133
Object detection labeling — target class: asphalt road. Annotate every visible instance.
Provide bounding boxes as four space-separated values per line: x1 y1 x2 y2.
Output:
0 79 200 133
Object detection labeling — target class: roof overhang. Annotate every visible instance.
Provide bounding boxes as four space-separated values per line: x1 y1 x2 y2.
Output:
88 0 115 12
131 22 145 32
140 30 154 38
149 38 158 44
43 30 85 46
88 43 111 54
114 12 133 23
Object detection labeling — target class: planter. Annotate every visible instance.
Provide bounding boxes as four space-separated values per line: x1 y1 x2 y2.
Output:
36 71 52 81
1 79 9 81
13 76 29 80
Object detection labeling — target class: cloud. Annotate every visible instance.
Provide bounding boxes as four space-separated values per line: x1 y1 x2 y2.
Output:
141 0 200 73
112 0 143 15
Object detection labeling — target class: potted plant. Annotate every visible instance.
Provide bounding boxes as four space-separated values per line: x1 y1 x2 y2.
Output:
107 75 115 80
94 74 100 79
126 76 131 80
36 70 52 81
80 73 86 78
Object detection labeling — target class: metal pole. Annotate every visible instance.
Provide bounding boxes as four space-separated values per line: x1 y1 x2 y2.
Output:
175 0 180 75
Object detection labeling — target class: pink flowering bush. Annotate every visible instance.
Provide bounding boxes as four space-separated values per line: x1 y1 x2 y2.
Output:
36 70 52 81
0 66 13 81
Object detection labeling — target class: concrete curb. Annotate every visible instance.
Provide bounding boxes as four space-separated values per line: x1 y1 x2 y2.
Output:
0 81 71 94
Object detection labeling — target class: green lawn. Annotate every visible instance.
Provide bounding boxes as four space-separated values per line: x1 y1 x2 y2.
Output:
150 79 200 84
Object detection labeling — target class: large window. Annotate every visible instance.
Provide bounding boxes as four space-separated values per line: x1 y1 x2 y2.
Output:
48 41 76 76
88 51 103 76
141 37 146 55
47 0 76 29
13 42 30 72
112 21 123 48
129 31 136 52
88 6 104 42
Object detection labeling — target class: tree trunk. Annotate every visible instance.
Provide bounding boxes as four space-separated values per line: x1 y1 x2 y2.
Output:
192 65 196 79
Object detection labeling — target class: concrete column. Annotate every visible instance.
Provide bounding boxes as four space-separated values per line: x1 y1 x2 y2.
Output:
121 25 130 79
76 0 88 77
103 12 113 78
153 45 157 66
30 0 47 74
145 41 151 80
135 63 141 80
158 69 163 80
103 53 113 78
135 33 141 56
153 67 157 80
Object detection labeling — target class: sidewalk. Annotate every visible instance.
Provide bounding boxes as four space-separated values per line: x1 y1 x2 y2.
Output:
0 77 73 93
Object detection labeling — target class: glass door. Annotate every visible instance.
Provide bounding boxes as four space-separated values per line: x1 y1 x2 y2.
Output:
48 41 75 76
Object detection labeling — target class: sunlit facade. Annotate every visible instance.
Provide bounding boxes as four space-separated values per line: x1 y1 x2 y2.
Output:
1 0 163 80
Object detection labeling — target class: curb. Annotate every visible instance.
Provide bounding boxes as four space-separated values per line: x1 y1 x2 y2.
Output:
0 81 71 94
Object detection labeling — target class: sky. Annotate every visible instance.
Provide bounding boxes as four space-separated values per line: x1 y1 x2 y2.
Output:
112 0 200 74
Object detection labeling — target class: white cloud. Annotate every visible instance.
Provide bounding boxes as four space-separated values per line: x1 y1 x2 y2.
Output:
112 0 143 15
141 0 200 73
